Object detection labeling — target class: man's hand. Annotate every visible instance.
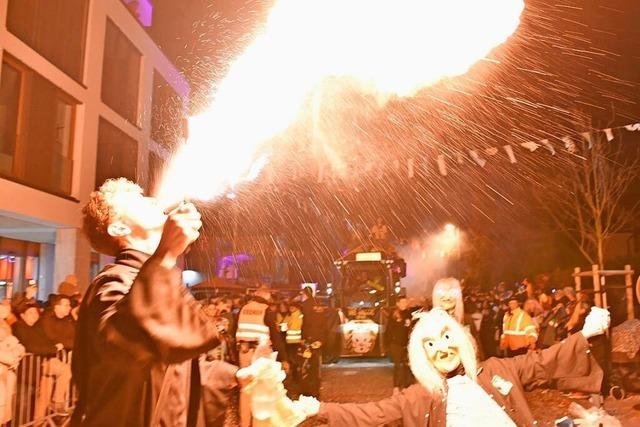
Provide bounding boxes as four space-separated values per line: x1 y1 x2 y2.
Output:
155 202 202 269
55 343 64 352
581 307 610 339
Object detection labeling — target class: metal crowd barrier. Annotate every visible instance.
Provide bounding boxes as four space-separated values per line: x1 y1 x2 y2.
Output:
8 350 76 427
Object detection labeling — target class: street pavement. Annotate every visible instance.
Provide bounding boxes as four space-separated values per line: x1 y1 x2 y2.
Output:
306 358 640 426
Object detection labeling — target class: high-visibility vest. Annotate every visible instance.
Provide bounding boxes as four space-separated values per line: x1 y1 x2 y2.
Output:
236 301 270 343
501 308 538 350
286 310 303 344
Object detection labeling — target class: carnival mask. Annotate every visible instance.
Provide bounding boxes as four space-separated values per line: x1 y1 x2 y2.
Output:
422 326 461 374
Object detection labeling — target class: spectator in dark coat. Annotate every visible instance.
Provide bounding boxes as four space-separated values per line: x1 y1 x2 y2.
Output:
299 287 325 397
385 297 412 391
12 304 61 355
40 295 75 351
12 302 71 417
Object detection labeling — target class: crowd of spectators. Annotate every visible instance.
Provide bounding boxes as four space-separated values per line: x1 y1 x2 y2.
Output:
460 277 594 360
0 275 81 422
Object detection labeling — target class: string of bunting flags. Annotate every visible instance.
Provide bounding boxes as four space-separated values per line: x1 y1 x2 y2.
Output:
310 120 640 182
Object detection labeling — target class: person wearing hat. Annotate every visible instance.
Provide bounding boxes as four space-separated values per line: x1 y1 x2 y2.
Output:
235 285 288 427
11 281 40 315
500 292 538 356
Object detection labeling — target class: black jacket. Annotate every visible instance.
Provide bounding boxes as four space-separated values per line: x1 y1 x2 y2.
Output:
301 298 326 343
385 309 410 347
72 249 223 427
39 312 76 350
12 319 58 355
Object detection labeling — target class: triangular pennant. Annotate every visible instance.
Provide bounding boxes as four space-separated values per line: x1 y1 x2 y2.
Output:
582 132 592 149
624 123 640 131
604 128 614 142
437 155 447 176
503 145 517 163
468 150 486 167
520 141 540 152
562 136 577 154
540 139 556 155
407 158 415 178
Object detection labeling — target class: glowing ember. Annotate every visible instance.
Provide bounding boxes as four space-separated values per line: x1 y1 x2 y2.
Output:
157 0 524 206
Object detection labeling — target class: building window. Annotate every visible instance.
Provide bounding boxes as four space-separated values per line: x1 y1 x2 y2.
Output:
102 19 141 124
148 151 164 195
0 62 21 176
151 71 185 148
0 55 76 196
95 118 138 188
6 0 89 82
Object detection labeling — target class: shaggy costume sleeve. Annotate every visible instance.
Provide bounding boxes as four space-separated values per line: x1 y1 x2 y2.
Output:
318 383 436 426
506 331 602 392
100 257 220 364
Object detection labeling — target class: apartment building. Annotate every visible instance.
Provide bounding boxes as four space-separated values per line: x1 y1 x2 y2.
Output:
0 0 188 298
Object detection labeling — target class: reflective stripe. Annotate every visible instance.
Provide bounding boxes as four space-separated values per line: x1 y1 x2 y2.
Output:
237 323 270 333
515 311 524 331
286 329 302 343
237 301 270 343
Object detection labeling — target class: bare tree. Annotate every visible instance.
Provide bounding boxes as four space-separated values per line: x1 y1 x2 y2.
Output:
537 124 640 268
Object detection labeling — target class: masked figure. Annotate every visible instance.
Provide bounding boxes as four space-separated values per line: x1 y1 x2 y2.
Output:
295 307 609 426
432 277 484 359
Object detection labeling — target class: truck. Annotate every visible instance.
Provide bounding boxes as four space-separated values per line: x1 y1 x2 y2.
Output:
332 247 406 357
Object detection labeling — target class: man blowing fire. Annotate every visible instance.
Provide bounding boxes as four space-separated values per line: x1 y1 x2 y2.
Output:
72 178 236 427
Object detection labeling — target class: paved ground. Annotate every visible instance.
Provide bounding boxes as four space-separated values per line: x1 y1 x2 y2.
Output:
306 358 640 426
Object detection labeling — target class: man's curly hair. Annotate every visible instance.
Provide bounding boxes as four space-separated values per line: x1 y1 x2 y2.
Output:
82 178 143 256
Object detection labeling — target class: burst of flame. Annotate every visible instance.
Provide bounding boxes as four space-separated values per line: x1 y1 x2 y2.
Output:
157 0 524 206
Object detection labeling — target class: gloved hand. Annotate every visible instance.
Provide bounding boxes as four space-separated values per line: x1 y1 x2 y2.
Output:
581 307 610 339
293 395 321 418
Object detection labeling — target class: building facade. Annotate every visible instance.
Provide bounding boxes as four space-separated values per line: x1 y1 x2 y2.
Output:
0 0 188 298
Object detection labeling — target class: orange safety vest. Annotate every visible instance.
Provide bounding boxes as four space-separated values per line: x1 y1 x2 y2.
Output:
501 308 538 351
236 301 270 343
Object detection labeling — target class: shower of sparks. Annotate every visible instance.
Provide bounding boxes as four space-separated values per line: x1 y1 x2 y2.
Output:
166 0 640 288
157 0 524 206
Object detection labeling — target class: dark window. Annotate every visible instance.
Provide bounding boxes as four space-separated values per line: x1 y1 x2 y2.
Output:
0 62 21 176
102 19 141 124
151 71 185 148
6 0 89 82
95 118 138 188
0 55 76 196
